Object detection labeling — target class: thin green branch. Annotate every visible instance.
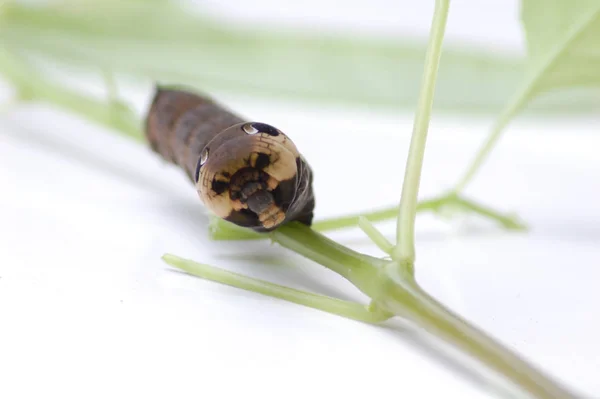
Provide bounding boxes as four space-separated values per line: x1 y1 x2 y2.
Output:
207 196 449 241
450 195 527 230
312 207 399 232
358 216 394 255
271 223 388 290
208 193 525 241
208 216 263 240
0 47 143 142
453 85 532 193
394 0 450 265
163 253 392 324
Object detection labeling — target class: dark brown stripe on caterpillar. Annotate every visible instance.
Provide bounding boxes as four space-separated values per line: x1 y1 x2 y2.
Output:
144 86 315 232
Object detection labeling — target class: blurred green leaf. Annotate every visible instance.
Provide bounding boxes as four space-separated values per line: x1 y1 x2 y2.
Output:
521 0 600 93
454 0 600 191
0 47 143 140
0 0 598 114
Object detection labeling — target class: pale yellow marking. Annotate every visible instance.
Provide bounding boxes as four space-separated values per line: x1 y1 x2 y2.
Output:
195 131 301 221
197 188 233 218
249 152 260 168
266 176 279 190
258 204 286 229
231 199 248 211
260 212 286 229
263 147 297 182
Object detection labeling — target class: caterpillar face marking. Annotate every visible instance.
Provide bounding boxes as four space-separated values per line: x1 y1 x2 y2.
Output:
144 87 315 232
196 122 303 230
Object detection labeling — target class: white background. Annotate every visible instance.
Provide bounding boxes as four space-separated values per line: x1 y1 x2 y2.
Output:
1 1 599 399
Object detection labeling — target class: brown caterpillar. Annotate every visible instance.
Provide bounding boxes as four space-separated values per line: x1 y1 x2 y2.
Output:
144 86 315 232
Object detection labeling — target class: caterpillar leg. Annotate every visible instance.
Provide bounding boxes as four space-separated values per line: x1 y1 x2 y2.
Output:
162 254 392 324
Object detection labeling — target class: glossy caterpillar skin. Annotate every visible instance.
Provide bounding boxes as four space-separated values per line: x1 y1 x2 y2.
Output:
144 86 315 232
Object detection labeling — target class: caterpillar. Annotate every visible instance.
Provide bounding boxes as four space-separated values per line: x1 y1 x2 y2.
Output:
144 86 315 232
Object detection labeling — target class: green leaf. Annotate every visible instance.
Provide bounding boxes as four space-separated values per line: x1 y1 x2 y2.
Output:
453 0 600 192
1 0 599 114
521 0 600 92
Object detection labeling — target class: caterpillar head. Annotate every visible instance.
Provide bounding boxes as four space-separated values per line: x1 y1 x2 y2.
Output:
195 122 311 232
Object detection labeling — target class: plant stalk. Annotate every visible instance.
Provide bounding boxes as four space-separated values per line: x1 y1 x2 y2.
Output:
0 47 143 142
358 216 394 255
453 86 531 193
394 0 450 265
273 224 576 399
271 223 387 295
379 267 575 399
163 253 392 324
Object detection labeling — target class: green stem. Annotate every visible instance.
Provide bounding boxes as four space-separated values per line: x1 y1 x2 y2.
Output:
306 197 452 232
163 253 392 324
311 195 501 232
450 195 526 230
271 223 388 294
453 86 531 193
207 201 443 241
358 216 394 255
271 224 575 398
378 268 575 399
0 47 143 142
394 0 449 265
208 193 525 241
169 225 575 397
312 207 400 232
169 228 574 397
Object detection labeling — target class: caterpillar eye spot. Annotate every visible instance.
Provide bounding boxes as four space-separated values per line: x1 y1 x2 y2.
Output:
251 122 280 136
200 148 209 165
194 147 210 182
242 123 259 135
